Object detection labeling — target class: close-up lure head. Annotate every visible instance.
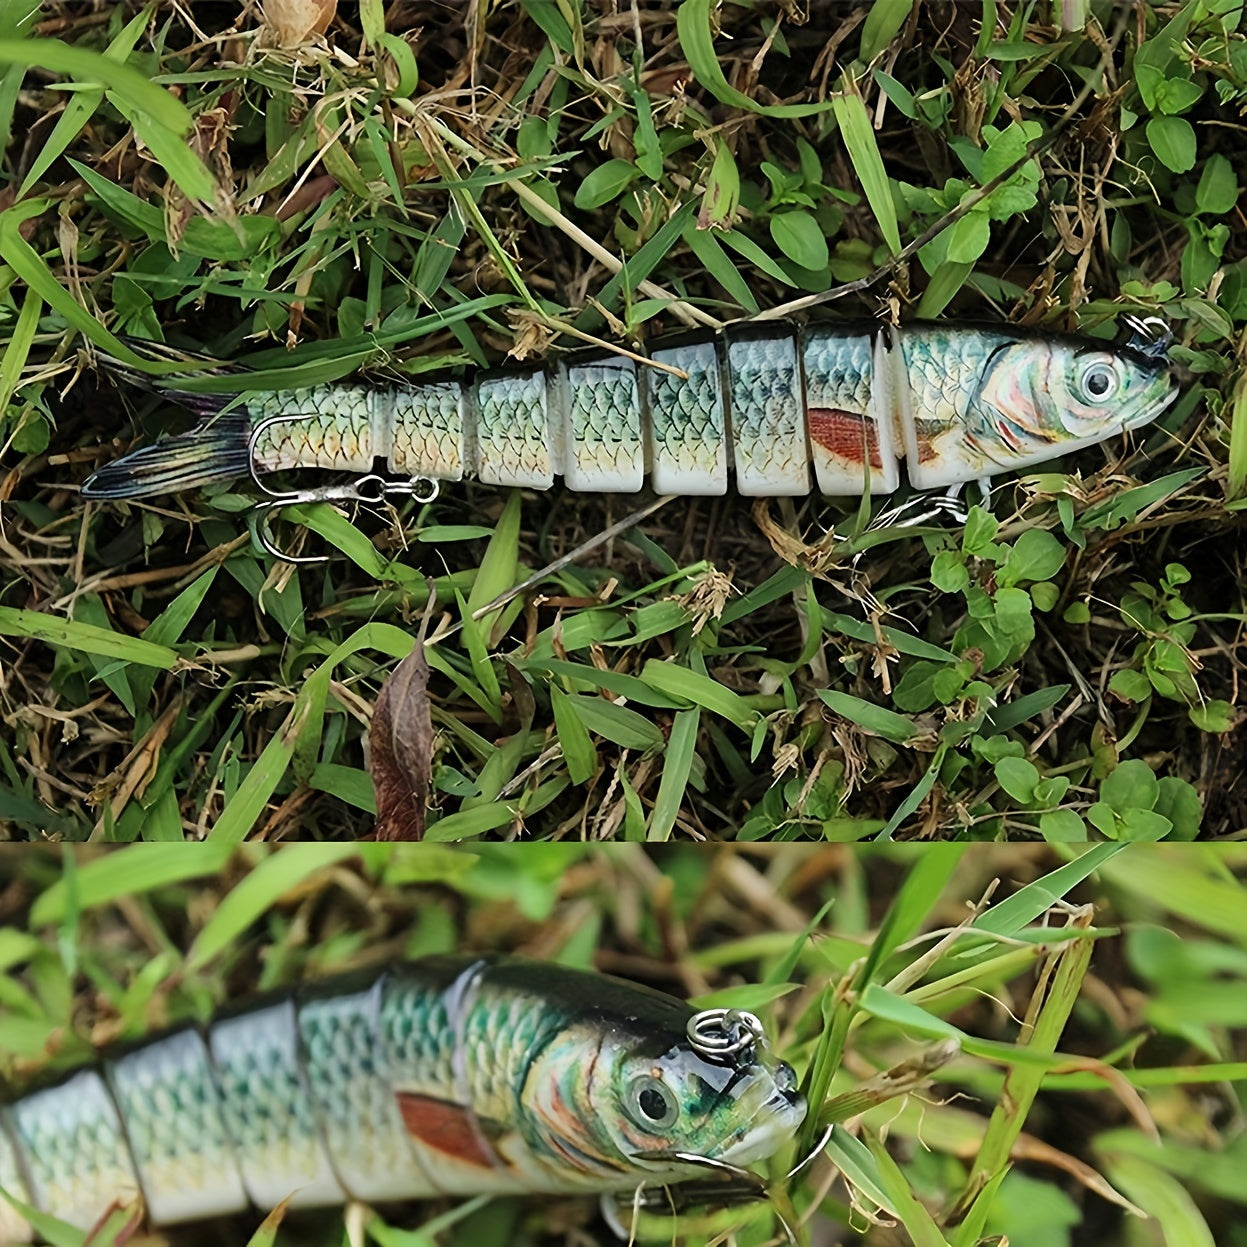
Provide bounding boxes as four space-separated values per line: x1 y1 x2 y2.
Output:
513 978 806 1191
963 323 1178 473
605 1010 804 1173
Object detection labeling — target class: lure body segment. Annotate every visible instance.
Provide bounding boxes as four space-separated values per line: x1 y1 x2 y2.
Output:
386 380 467 481
80 323 1177 502
802 327 898 494
474 369 554 489
646 338 729 494
559 354 645 492
0 958 804 1241
725 333 811 495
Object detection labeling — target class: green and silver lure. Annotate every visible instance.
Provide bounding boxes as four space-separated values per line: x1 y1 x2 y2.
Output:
80 318 1177 533
0 958 805 1242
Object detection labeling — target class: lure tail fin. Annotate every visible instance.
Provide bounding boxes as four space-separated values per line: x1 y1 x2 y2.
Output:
87 343 257 499
81 408 252 499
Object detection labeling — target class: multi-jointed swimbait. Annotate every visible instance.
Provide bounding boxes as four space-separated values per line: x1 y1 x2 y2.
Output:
0 958 805 1242
80 319 1177 535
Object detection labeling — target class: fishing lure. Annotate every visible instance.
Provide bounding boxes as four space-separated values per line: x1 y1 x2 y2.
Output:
0 957 804 1242
80 319 1177 548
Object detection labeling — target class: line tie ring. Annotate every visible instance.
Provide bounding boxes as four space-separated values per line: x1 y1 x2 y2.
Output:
1122 314 1174 358
686 1008 767 1063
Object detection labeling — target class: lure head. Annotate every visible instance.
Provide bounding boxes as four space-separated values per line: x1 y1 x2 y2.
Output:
520 999 806 1189
964 329 1178 473
600 1011 805 1173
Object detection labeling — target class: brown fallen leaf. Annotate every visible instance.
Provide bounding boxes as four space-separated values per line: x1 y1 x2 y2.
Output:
371 643 432 841
273 172 339 222
263 0 337 49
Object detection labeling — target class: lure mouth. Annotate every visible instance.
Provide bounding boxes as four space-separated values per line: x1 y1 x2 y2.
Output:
1124 372 1180 428
712 1084 808 1169
704 1058 807 1169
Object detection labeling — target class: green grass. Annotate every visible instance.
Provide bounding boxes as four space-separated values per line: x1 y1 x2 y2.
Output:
0 843 1244 1246
0 2 1244 840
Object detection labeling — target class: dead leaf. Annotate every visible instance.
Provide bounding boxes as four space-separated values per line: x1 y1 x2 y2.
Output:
371 644 432 841
263 0 337 49
273 173 339 222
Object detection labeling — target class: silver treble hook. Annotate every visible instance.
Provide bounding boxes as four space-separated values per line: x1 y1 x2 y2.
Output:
246 416 439 564
866 477 995 532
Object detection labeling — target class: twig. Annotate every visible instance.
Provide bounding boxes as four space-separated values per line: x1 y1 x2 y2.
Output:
407 110 722 331
531 314 689 378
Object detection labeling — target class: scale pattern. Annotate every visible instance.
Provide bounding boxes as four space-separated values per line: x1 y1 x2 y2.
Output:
8 1070 140 1230
249 384 377 474
388 381 466 480
378 963 511 1195
897 327 1008 488
726 336 810 494
381 964 550 1195
474 371 553 488
298 981 434 1202
458 979 550 1124
209 1000 346 1209
644 341 728 494
382 969 458 1095
561 358 643 491
802 328 898 494
107 1030 247 1224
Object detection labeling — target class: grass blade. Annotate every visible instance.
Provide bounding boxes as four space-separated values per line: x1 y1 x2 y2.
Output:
0 282 41 418
832 74 901 255
639 660 759 732
646 707 699 840
865 1129 951 1247
0 201 181 368
860 0 915 62
818 689 920 743
0 606 178 669
30 844 235 924
558 696 665 752
1228 367 1247 500
549 685 599 785
676 0 835 118
19 5 153 196
466 490 522 635
0 37 215 202
205 704 305 843
186 845 361 969
425 803 517 841
973 845 1124 936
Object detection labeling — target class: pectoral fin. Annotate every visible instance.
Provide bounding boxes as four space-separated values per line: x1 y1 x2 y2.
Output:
395 1092 503 1169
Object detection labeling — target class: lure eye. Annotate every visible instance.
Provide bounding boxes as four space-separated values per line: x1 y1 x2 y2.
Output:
1079 360 1119 402
627 1076 679 1130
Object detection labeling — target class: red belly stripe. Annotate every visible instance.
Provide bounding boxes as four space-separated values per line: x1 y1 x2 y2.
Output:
396 1092 500 1168
807 408 882 468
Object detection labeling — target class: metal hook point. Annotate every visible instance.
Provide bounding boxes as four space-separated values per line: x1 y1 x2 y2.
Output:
252 504 331 565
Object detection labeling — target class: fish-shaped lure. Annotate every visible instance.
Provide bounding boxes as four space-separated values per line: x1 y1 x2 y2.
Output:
81 321 1177 507
0 958 805 1241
